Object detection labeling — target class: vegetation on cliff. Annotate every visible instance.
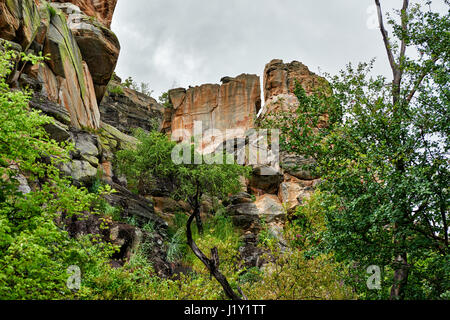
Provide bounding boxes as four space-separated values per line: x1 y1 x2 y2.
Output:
260 0 449 299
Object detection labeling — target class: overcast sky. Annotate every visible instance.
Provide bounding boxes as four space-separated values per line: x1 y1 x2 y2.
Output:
110 0 447 101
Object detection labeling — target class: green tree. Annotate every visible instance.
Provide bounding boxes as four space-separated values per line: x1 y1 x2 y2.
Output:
0 43 115 299
261 0 449 300
116 129 251 299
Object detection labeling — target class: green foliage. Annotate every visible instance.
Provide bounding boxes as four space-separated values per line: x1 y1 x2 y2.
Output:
107 83 124 96
0 45 116 300
116 129 251 211
46 2 57 18
122 76 153 97
260 2 449 299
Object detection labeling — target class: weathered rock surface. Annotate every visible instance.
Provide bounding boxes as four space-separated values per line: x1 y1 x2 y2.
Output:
0 0 40 50
227 192 286 231
59 4 120 102
42 9 101 129
167 74 261 148
254 194 286 223
278 174 316 213
103 182 168 229
60 209 171 276
100 80 164 135
279 151 318 181
50 0 118 28
248 165 283 195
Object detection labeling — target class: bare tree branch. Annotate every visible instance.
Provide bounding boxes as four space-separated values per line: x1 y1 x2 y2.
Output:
375 0 410 105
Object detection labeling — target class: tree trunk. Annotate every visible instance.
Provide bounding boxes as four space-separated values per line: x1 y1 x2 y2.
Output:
390 253 409 299
186 211 243 300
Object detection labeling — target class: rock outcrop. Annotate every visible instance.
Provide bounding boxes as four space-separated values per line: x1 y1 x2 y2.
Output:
263 59 328 101
100 79 165 135
50 0 117 28
0 0 178 274
1 1 121 130
166 74 261 147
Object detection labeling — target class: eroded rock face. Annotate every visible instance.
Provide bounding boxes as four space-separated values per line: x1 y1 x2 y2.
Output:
50 0 118 28
167 74 261 147
0 0 40 49
264 59 328 101
100 80 164 135
50 2 120 103
261 59 331 119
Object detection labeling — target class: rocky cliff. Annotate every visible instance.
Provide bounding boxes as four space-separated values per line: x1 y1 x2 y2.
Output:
261 59 330 117
0 0 172 274
0 0 328 272
50 0 117 28
165 74 261 146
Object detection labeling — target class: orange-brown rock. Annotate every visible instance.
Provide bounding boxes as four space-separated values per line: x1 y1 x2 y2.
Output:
264 59 328 101
51 2 121 103
0 0 41 50
261 59 331 117
50 0 117 28
168 74 261 146
40 9 101 129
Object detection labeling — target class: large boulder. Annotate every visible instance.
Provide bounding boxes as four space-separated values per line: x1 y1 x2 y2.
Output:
254 194 286 223
278 174 316 213
227 192 260 231
103 182 168 231
60 159 97 184
61 5 120 102
227 192 286 231
248 165 283 195
280 152 318 180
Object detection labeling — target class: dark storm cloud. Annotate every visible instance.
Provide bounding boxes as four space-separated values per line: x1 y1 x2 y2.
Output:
110 0 446 100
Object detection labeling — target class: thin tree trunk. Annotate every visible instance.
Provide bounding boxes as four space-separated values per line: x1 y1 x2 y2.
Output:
193 205 204 235
375 0 412 300
186 211 243 300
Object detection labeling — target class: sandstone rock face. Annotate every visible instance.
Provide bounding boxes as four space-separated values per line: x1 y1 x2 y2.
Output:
279 151 318 181
263 59 328 101
1 1 120 129
0 0 40 49
248 165 283 195
261 59 330 119
42 9 101 129
100 80 164 135
168 74 261 148
50 0 118 28
254 194 286 223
